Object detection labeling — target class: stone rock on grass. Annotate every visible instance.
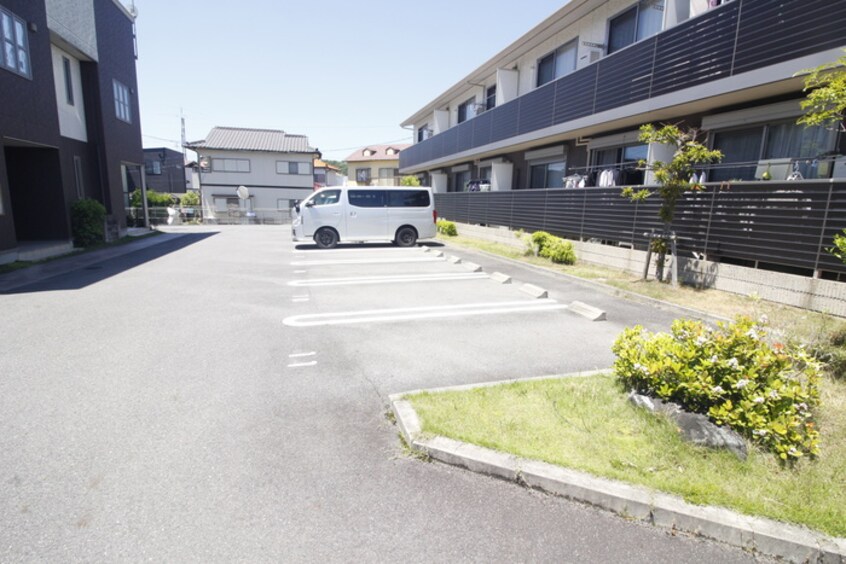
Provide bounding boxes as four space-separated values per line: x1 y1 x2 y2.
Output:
628 392 748 461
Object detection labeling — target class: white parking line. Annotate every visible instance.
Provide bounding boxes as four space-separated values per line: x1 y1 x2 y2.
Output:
282 299 568 327
287 361 318 368
291 257 445 266
288 272 489 287
294 247 427 254
288 352 316 358
294 270 307 274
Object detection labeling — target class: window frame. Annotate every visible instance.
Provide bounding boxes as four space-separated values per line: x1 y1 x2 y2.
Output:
0 7 31 79
457 97 477 124
607 1 665 55
62 56 74 105
211 157 251 173
536 38 579 87
113 79 132 123
485 85 497 110
355 168 371 184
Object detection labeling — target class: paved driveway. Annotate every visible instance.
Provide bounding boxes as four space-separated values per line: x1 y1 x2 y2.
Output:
0 226 768 562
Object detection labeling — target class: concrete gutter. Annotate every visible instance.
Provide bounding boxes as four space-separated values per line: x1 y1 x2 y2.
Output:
390 373 846 564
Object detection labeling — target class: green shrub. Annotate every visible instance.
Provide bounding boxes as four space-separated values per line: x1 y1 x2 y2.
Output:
542 238 576 264
613 316 822 461
180 191 200 206
71 198 106 247
531 231 555 254
437 219 458 236
129 188 175 208
810 326 846 380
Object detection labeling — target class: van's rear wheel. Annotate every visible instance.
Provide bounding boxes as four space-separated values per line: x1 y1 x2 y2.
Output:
315 228 338 249
395 226 418 247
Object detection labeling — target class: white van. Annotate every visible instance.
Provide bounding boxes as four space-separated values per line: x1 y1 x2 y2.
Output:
291 186 438 249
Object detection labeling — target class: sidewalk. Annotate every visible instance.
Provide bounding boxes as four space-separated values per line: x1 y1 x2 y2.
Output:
0 231 181 293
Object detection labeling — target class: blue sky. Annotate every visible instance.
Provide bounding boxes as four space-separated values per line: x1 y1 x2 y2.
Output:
134 0 567 161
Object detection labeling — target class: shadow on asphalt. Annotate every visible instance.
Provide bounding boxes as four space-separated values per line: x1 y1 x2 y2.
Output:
0 232 217 294
294 241 445 251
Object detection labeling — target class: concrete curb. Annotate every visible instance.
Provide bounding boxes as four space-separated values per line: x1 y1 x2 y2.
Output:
490 272 512 284
439 242 732 326
520 283 548 299
568 300 607 321
391 373 846 564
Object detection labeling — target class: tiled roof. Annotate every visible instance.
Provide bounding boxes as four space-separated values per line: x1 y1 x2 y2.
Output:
314 159 340 171
186 126 317 154
345 144 410 162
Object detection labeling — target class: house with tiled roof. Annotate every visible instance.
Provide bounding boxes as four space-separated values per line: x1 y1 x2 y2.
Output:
345 144 410 186
185 126 320 223
313 159 344 188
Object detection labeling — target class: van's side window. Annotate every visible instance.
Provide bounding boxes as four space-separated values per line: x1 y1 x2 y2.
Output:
312 190 340 206
348 190 385 208
388 190 430 207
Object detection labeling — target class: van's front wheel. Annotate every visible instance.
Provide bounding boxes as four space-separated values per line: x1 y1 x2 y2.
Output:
395 226 418 247
315 228 339 249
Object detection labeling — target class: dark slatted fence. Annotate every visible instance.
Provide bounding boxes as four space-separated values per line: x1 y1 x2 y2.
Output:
434 181 846 277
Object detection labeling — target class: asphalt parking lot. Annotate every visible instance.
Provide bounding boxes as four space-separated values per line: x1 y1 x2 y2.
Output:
0 226 768 562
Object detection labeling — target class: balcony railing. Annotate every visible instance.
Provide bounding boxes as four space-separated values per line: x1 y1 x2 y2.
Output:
401 0 846 171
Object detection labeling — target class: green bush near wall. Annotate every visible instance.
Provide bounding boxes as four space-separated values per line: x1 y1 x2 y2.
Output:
437 219 458 236
71 198 106 248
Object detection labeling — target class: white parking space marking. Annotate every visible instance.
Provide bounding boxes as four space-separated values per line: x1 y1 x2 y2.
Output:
288 352 316 358
287 361 318 368
282 299 568 327
288 272 489 287
294 247 428 254
291 257 445 266
294 270 307 274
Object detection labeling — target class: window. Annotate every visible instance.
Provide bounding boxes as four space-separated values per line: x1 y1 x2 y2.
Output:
145 160 162 175
379 168 398 179
212 158 250 172
355 168 371 184
590 142 647 185
710 121 838 181
388 190 430 207
311 189 340 206
417 124 431 142
486 86 496 110
608 1 665 55
314 173 326 184
348 190 385 208
458 98 476 124
0 7 30 79
113 79 131 123
537 38 578 87
277 161 309 174
529 161 566 188
62 57 74 105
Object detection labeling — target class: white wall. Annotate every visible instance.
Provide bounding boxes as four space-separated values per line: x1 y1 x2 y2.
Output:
200 149 313 189
51 45 87 142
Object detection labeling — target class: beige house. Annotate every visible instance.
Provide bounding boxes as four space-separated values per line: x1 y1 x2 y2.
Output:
345 144 410 186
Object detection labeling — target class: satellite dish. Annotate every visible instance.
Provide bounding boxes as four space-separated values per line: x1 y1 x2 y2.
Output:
166 206 177 225
236 185 249 200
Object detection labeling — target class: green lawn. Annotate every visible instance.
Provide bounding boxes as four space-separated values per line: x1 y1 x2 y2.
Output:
408 373 846 537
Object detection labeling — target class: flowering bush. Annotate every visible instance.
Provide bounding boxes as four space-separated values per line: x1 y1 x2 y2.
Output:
612 316 821 461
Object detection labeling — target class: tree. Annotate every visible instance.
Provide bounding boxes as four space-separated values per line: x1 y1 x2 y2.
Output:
622 124 723 283
797 52 846 264
324 159 348 176
400 175 421 186
797 50 846 132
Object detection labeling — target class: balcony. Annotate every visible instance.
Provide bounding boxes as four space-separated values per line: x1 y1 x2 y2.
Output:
400 0 846 171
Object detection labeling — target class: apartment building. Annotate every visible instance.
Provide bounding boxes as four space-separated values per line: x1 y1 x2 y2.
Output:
0 0 143 261
399 0 846 192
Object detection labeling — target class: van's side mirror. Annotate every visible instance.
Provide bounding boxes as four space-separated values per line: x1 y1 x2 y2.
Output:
305 201 315 208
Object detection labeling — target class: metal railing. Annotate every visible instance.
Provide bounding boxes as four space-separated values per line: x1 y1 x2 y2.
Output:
126 207 293 226
401 0 846 170
434 180 846 277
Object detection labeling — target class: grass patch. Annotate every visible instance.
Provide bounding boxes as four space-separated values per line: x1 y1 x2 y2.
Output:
408 373 846 537
438 233 846 343
0 231 161 276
